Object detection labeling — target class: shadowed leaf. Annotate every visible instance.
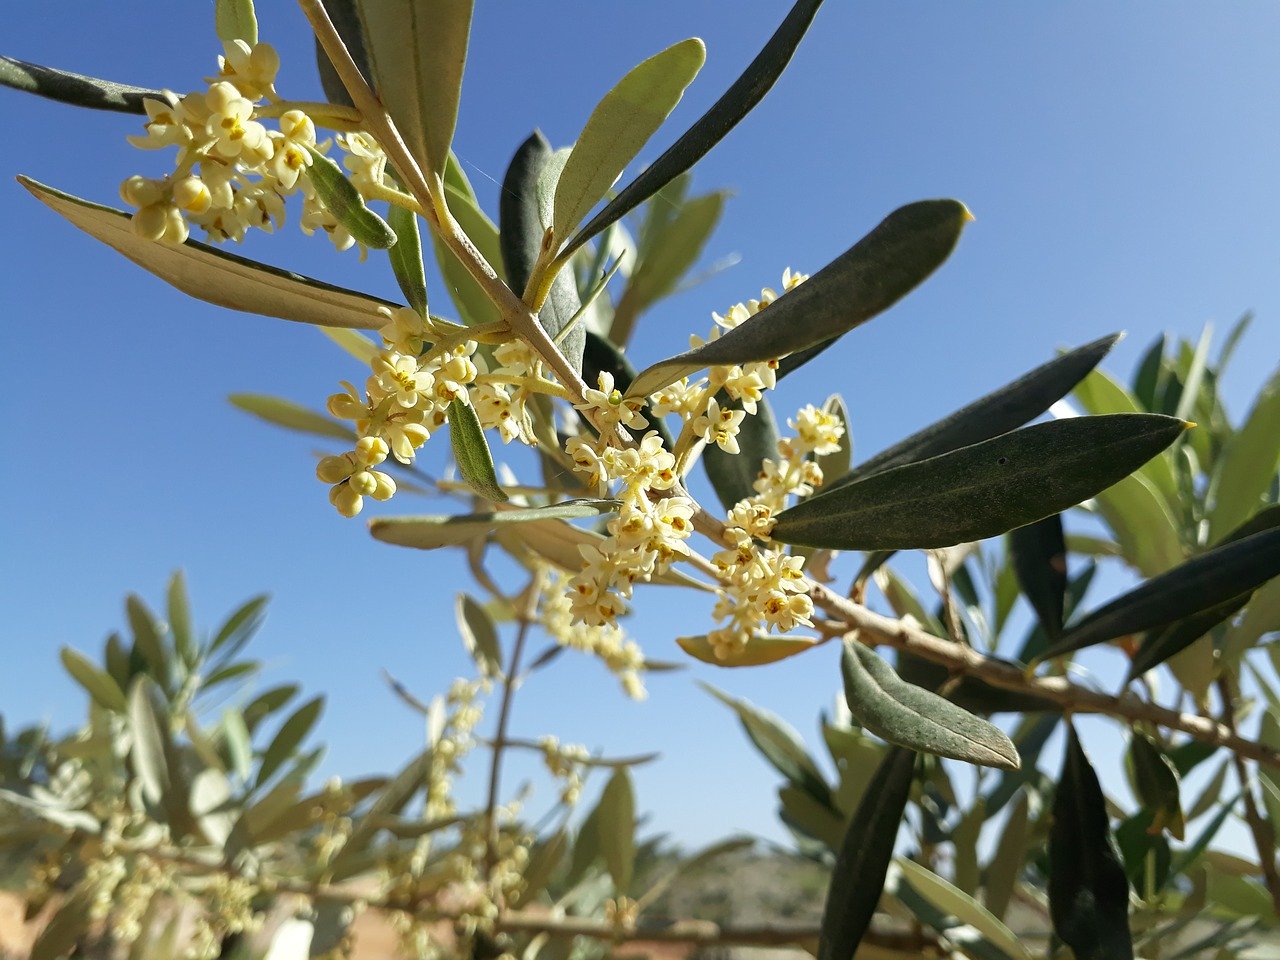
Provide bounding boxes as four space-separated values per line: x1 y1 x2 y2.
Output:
703 396 779 510
0 56 158 113
1009 513 1067 639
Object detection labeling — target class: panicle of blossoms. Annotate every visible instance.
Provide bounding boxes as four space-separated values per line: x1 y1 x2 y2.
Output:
121 39 389 255
541 574 648 699
538 735 591 805
562 375 695 631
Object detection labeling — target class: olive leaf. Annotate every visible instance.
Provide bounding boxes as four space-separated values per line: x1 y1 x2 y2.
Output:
313 0 369 108
1009 513 1067 639
129 678 172 805
449 396 508 503
60 648 127 713
596 768 636 894
215 0 258 45
564 0 825 256
355 0 473 181
435 174 503 326
773 415 1187 551
1049 725 1133 960
455 594 502 678
703 395 780 510
896 858 1033 960
553 38 706 243
840 641 1019 770
627 199 970 400
229 394 355 442
255 696 325 790
500 132 584 369
0 56 159 113
1128 731 1185 841
305 146 397 248
20 177 394 329
1041 526 1280 661
386 196 428 315
817 747 915 960
368 500 620 550
676 633 815 667
1207 365 1280 541
828 333 1121 489
815 394 852 482
167 571 195 668
984 789 1030 921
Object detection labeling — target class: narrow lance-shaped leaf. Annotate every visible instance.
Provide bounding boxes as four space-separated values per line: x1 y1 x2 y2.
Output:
1208 366 1280 541
817 747 915 960
703 395 780 510
815 394 852 482
774 415 1187 552
627 200 971 400
1126 596 1248 682
167 570 195 668
386 197 428 315
0 56 159 114
305 146 397 248
677 633 815 668
829 333 1121 489
256 696 325 789
896 858 1033 960
1049 724 1133 960
1128 731 1185 841
500 133 584 369
355 0 473 180
984 789 1030 921
455 594 501 678
215 0 258 45
1041 526 1280 662
129 678 172 805
840 641 1020 770
565 0 825 256
449 397 508 503
60 648 127 713
553 39 705 243
229 394 354 442
435 177 503 326
369 499 619 550
20 177 395 329
596 768 636 894
1009 513 1067 639
313 0 370 108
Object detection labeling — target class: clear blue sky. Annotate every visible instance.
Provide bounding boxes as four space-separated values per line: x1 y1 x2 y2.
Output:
2 2 1278 848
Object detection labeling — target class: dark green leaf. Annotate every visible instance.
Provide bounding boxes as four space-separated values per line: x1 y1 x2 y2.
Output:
255 696 324 789
126 595 168 686
1010 513 1067 639
829 334 1121 489
499 133 584 370
1043 527 1280 661
774 415 1186 551
985 713 1059 816
1018 562 1097 662
895 650 1057 714
449 396 508 503
1169 793 1240 880
230 393 354 442
1132 333 1166 411
386 199 428 315
554 38 706 242
703 395 779 510
564 0 825 256
1114 809 1171 893
1049 725 1133 960
305 146 397 249
0 56 158 114
1129 732 1185 840
841 642 1019 769
314 0 369 108
60 648 127 713
817 747 914 960
1127 596 1248 682
627 200 970 399
242 684 299 735
370 499 618 550
21 177 394 329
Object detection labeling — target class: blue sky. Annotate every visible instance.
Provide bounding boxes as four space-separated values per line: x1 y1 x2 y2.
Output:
2 2 1278 849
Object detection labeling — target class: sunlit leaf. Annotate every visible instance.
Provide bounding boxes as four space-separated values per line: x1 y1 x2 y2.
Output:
215 0 258 45
1208 366 1280 541
840 642 1019 770
229 394 354 442
554 39 706 242
984 789 1030 921
677 633 815 667
60 648 127 713
596 768 636 894
305 146 397 248
369 499 618 550
20 177 394 328
897 858 1033 960
128 677 171 805
449 396 508 503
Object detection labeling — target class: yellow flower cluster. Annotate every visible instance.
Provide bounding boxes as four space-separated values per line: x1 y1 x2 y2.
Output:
538 735 591 805
563 373 696 628
122 40 382 253
541 572 649 699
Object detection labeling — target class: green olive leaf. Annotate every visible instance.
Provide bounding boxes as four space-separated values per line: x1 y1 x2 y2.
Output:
626 200 970 400
369 500 620 550
215 0 258 45
20 177 395 329
596 768 637 894
455 593 502 678
841 642 1019 770
386 197 428 315
564 0 825 257
60 648 127 713
817 747 915 960
448 396 508 503
1043 526 1280 662
1049 724 1134 960
305 146 397 249
773 415 1187 551
229 393 354 442
554 38 706 243
0 56 159 113
1009 513 1068 640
